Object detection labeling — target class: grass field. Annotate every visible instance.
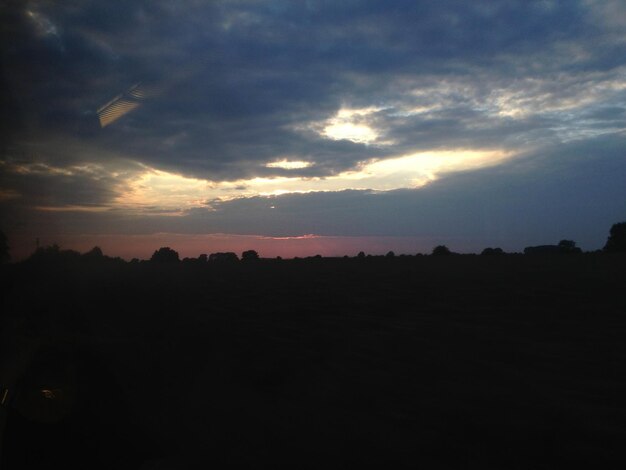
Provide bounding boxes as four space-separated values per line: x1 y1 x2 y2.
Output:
1 253 625 468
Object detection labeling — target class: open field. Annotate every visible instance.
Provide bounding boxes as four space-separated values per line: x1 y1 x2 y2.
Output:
1 254 625 468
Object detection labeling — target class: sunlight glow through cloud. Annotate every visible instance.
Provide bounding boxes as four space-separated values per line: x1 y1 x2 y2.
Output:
115 168 211 213
323 122 378 143
265 160 313 170
358 150 514 188
114 149 512 214
321 107 383 144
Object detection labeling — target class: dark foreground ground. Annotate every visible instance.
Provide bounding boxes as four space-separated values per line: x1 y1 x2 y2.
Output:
1 253 625 468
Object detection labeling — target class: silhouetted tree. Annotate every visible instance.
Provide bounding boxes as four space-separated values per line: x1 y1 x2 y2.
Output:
198 254 208 263
524 245 560 255
242 250 259 261
38 243 60 256
357 251 366 259
83 246 104 259
209 252 239 262
481 247 504 256
386 251 395 258
557 240 582 254
28 244 82 264
432 245 451 256
604 222 626 252
150 247 180 263
0 230 9 264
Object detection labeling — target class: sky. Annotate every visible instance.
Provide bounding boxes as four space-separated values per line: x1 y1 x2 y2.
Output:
1 0 625 260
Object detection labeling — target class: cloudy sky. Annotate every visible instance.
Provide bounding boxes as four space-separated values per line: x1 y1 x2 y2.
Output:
1 0 625 259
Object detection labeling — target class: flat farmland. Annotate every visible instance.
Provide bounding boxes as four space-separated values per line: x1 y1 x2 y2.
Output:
2 254 625 468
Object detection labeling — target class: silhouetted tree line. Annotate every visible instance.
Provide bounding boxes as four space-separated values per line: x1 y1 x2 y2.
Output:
481 247 504 256
148 249 262 264
22 244 125 266
524 239 582 255
149 248 260 263
209 252 239 262
1 221 625 267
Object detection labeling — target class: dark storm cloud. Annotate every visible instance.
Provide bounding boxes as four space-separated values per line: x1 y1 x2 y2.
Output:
0 166 116 208
3 1 624 176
